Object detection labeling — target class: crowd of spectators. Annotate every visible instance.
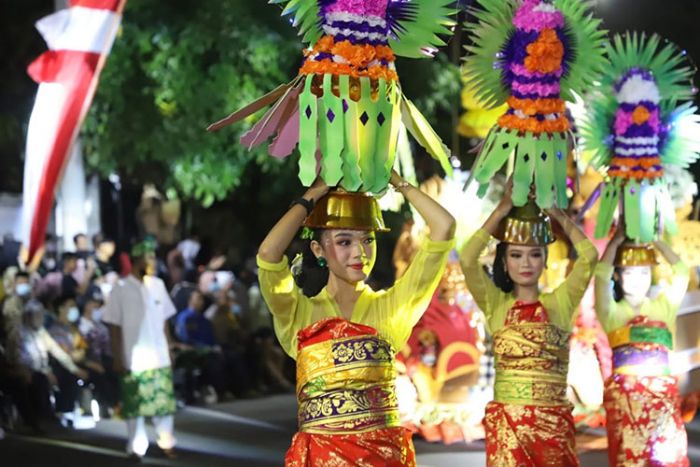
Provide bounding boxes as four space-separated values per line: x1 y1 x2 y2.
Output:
0 232 293 436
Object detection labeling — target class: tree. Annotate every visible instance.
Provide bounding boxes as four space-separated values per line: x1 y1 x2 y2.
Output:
82 0 300 206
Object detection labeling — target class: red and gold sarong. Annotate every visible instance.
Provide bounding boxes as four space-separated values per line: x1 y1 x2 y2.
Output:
604 316 689 467
285 317 415 467
485 301 578 466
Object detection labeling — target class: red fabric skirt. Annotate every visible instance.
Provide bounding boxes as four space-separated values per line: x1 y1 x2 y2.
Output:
484 401 578 466
604 373 689 467
285 427 416 466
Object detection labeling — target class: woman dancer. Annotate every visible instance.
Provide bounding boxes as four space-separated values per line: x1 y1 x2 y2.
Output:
460 183 598 466
595 226 689 466
257 172 455 466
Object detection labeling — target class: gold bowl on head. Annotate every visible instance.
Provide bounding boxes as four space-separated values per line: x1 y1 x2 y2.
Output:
614 242 657 267
495 200 555 246
304 190 389 232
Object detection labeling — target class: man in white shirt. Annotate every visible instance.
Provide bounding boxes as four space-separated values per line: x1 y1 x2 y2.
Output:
104 239 177 459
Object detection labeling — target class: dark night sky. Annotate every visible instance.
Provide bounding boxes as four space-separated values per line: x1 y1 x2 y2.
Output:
1 0 699 193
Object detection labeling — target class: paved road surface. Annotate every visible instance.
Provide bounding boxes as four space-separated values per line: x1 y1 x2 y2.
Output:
2 394 699 466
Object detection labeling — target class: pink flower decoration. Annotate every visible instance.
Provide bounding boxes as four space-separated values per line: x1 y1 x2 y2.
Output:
647 109 660 132
513 0 565 32
325 0 389 17
511 80 561 97
614 110 633 135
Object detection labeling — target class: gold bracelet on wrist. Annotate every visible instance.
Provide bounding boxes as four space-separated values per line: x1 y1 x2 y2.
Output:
393 180 412 192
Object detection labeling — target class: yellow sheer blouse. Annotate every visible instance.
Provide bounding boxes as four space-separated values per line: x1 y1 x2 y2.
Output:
594 261 689 334
257 238 454 359
460 228 598 333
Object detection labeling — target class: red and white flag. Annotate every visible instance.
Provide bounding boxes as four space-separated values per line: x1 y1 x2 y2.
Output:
21 0 126 263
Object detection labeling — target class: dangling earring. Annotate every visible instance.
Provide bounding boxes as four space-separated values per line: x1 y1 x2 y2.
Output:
317 256 327 268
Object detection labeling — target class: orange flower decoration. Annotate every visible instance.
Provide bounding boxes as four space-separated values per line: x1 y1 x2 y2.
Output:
498 114 570 134
300 59 398 82
524 28 565 74
300 35 397 81
609 155 663 179
507 96 566 116
631 105 651 125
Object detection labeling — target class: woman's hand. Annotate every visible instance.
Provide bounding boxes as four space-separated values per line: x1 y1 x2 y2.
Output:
544 207 567 224
611 221 627 246
391 170 455 241
496 177 514 215
303 177 329 203
481 177 514 235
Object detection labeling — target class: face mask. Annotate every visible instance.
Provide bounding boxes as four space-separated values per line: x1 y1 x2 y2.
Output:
421 354 437 367
44 258 56 270
92 308 103 322
67 306 80 323
230 304 241 315
15 283 31 297
208 282 220 293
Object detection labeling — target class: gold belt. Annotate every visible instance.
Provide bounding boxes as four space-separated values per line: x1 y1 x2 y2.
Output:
494 370 568 406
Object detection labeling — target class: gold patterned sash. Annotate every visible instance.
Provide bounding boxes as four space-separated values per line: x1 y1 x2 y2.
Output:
296 334 401 434
493 322 570 406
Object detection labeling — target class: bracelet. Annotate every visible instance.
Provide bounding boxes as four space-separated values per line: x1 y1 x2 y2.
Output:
290 197 314 216
393 180 413 192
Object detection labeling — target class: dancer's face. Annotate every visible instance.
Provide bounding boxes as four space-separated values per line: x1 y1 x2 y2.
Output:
312 230 377 284
619 266 652 301
504 244 545 287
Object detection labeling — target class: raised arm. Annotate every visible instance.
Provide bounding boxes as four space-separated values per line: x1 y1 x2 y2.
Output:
654 239 689 309
257 180 329 263
599 224 626 267
546 208 598 326
654 239 681 266
459 181 513 320
390 171 455 241
545 208 591 248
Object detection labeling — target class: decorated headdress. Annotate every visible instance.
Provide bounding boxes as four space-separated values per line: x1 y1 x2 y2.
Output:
462 0 606 208
130 236 157 258
208 0 457 194
304 190 389 231
579 32 700 242
614 241 657 267
495 199 555 246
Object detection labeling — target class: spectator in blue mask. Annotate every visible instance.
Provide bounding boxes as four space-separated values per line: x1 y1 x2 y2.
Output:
79 287 119 416
3 270 33 370
48 295 93 417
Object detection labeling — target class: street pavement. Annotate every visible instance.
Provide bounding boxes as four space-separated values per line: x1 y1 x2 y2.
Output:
1 394 699 466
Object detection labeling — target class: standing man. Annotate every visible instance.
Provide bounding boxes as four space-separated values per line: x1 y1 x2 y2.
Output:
103 239 177 460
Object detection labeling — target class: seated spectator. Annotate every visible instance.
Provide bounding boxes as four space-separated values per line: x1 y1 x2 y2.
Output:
61 252 94 297
93 237 116 278
48 295 86 364
73 233 91 260
2 270 33 368
170 269 198 313
206 289 255 397
19 300 88 424
173 291 229 401
175 291 215 347
78 287 119 414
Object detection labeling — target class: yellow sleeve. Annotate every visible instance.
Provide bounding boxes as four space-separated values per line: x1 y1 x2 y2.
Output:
380 237 454 349
547 237 598 330
665 261 690 310
256 255 301 354
593 262 617 333
655 261 690 324
460 228 505 331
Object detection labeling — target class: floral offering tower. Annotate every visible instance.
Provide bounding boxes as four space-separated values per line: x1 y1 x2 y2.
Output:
579 32 700 242
209 0 457 194
463 0 606 208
